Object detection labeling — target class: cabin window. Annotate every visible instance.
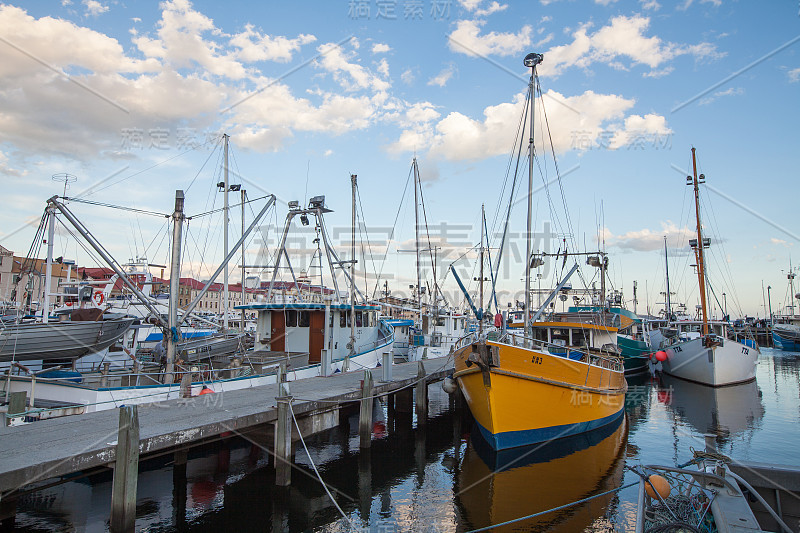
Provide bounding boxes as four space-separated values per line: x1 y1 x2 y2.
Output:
436 316 446 327
572 329 588 347
551 328 570 345
356 311 363 328
330 313 334 328
298 311 310 328
286 310 298 327
340 312 352 328
533 328 548 342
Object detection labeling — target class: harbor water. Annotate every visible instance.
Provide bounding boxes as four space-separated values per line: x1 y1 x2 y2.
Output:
10 347 800 532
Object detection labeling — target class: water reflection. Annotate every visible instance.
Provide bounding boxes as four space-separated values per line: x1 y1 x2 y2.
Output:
456 415 627 532
656 374 764 446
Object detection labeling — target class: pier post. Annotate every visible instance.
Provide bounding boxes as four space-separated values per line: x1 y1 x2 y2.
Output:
0 494 16 530
172 449 187 527
179 373 192 398
358 450 372 520
275 396 292 486
381 350 393 382
359 370 374 449
5 391 26 426
100 361 110 388
415 362 428 426
110 405 139 533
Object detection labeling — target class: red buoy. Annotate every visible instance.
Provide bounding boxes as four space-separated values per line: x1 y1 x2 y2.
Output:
199 387 214 395
655 350 668 362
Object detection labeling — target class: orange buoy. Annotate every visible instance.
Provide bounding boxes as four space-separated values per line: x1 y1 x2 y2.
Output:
645 474 671 499
654 350 668 362
199 387 214 395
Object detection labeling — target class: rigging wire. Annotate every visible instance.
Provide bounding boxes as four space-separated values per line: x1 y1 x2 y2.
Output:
76 137 219 199
61 197 168 218
371 165 413 299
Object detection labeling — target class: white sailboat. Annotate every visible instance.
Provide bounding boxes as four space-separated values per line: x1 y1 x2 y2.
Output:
654 148 758 386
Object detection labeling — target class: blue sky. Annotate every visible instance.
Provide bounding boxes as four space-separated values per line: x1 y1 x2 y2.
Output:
0 0 798 318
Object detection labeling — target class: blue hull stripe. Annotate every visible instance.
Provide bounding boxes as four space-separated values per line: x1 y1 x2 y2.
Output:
475 408 625 450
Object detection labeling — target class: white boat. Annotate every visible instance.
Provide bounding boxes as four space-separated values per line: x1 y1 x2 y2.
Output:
654 320 758 386
651 148 758 386
2 190 394 421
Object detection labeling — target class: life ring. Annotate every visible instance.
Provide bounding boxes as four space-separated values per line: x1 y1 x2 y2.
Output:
93 292 105 306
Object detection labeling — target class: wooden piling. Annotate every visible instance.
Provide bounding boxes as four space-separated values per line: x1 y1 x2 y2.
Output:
172 449 187 527
415 362 428 426
110 405 140 533
359 370 374 449
274 396 292 486
5 391 26 426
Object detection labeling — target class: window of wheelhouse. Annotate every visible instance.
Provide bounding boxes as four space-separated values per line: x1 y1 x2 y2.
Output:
571 328 589 347
298 311 310 327
551 328 570 345
355 311 363 327
286 310 298 327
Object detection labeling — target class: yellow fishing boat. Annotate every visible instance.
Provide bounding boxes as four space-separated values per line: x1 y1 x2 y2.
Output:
451 51 626 450
453 330 626 450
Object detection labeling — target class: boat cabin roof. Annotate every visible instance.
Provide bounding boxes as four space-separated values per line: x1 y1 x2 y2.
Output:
235 302 380 311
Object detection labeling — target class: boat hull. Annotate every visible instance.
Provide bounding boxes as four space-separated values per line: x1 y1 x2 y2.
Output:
617 335 651 375
0 318 135 362
660 336 758 386
772 325 800 351
453 340 626 450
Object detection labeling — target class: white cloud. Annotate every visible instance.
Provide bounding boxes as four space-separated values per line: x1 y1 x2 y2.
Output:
376 57 390 77
788 68 800 83
604 222 693 252
401 68 415 85
448 19 532 57
0 2 401 161
324 149 333 157
457 0 484 10
83 0 108 17
0 151 28 178
315 41 390 92
771 238 793 248
698 86 743 105
594 0 620 5
389 89 669 161
640 0 661 9
229 24 316 63
427 64 457 87
474 1 508 17
540 15 722 78
371 43 391 54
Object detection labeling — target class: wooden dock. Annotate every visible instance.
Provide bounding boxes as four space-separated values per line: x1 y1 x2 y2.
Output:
0 356 455 530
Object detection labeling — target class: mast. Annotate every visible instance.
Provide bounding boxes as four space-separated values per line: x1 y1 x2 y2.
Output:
479 204 485 337
223 133 230 331
413 158 422 326
523 52 543 338
167 190 185 384
349 174 357 357
43 207 55 323
241 187 246 330
664 236 672 319
689 147 709 335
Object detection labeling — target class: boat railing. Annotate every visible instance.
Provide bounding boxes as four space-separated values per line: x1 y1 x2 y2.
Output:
500 331 624 373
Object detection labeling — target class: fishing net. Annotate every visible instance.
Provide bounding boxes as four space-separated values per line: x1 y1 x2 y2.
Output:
641 468 717 533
